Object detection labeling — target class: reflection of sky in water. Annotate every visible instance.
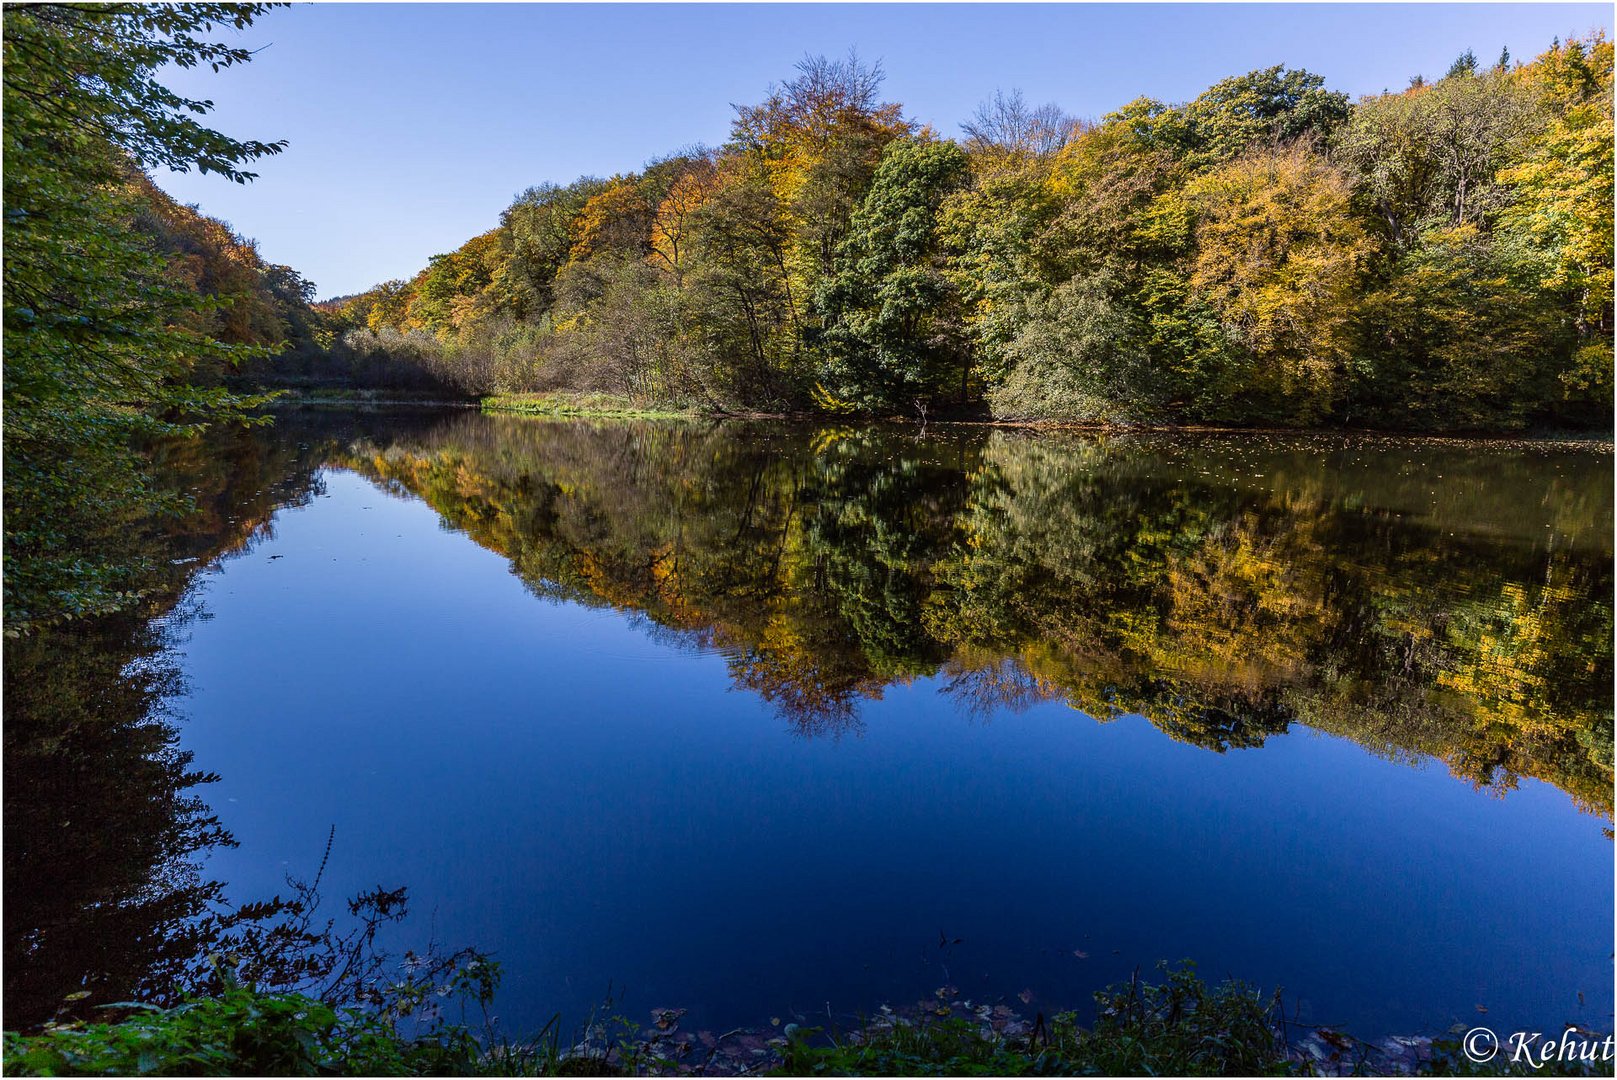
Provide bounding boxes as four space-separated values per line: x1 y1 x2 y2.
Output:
176 458 1613 1043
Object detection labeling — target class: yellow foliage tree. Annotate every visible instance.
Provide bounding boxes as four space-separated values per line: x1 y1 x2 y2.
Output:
1179 144 1371 418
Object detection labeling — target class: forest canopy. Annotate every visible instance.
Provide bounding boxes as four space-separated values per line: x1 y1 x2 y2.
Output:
318 42 1614 430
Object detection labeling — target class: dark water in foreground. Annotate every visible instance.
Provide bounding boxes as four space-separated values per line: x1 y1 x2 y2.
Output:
6 409 1613 1040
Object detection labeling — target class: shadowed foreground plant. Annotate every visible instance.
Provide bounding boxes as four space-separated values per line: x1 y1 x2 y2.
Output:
775 962 1294 1076
2 989 486 1076
6 962 1609 1076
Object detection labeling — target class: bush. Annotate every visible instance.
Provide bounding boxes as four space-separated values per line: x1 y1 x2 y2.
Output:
988 274 1158 423
2 990 483 1076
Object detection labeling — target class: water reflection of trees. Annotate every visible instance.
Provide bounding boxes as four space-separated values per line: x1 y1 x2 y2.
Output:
7 410 1609 1027
5 612 230 1025
3 410 447 1028
341 417 1613 818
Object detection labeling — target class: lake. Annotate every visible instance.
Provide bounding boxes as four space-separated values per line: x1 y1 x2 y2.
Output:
5 407 1612 1043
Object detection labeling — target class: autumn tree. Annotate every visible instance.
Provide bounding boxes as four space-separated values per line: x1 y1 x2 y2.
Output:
650 150 720 285
1173 143 1371 420
730 52 914 375
683 157 800 402
406 229 503 335
1498 34 1614 410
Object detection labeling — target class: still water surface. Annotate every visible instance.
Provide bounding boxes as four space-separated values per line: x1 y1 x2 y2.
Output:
12 409 1615 1039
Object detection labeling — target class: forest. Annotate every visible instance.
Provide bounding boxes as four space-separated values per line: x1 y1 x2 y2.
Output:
6 1 1612 633
306 40 1617 430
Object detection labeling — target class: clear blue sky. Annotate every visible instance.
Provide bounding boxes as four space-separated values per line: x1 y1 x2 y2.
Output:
154 2 1612 299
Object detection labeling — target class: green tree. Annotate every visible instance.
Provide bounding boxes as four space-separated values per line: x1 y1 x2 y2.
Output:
1179 66 1350 169
988 272 1155 422
499 177 609 316
1355 224 1565 429
813 138 971 413
3 3 286 630
1338 64 1539 244
1447 48 1479 79
935 151 1060 390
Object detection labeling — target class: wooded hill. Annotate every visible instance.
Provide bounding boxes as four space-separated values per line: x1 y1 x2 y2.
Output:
319 41 1614 430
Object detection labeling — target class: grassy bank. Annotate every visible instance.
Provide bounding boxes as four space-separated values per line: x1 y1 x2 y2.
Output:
7 964 1603 1076
481 392 698 421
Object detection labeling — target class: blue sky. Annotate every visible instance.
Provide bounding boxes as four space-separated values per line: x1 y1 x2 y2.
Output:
154 3 1612 298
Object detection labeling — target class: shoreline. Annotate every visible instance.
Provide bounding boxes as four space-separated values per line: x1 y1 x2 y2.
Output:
252 390 1614 448
481 393 1613 447
6 974 1536 1077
